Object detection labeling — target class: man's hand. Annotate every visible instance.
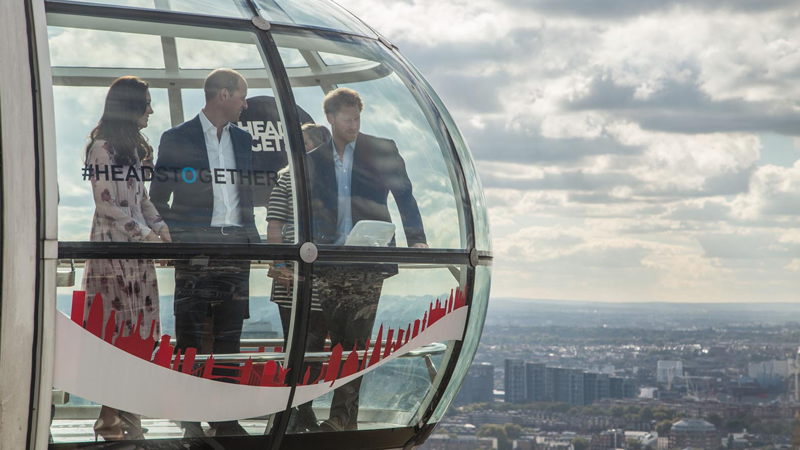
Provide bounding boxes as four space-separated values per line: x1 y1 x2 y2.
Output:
411 243 428 248
158 226 172 243
144 231 161 242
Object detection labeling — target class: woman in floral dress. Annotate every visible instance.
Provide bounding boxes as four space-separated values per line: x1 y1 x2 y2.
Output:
81 76 171 441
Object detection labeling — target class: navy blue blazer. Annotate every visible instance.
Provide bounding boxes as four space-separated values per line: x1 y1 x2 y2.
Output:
150 115 260 242
307 132 427 246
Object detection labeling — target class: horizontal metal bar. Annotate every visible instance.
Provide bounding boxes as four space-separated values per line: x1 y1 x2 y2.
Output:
314 247 471 264
45 0 379 41
57 241 473 264
46 0 254 29
57 241 300 260
177 342 447 364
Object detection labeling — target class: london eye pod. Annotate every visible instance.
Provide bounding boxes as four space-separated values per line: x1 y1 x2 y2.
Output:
0 0 492 449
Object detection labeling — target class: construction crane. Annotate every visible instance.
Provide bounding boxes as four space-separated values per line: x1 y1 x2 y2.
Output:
793 339 800 403
667 366 676 391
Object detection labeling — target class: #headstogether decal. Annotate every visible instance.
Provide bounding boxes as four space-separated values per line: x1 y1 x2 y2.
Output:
54 288 469 421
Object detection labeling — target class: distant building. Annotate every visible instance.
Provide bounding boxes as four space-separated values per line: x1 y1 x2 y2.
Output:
454 362 494 406
505 359 526 404
584 372 610 405
609 376 637 399
669 419 718 450
591 429 624 450
534 433 576 450
748 359 791 389
547 367 585 405
657 361 683 384
526 362 547 403
625 431 657 448
426 434 497 450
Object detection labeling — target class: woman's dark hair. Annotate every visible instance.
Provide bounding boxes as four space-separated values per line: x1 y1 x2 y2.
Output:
301 122 332 148
86 76 153 166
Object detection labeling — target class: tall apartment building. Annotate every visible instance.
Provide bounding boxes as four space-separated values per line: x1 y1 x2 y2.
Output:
506 361 636 406
525 362 546 403
505 359 527 404
547 367 585 405
584 372 610 405
609 376 637 399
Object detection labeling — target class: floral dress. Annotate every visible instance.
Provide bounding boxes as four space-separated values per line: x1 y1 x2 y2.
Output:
81 140 166 341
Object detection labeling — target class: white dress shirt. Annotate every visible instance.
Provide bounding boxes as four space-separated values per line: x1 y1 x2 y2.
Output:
333 139 356 245
199 110 242 227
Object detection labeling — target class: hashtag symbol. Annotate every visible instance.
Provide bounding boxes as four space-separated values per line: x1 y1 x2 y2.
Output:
82 164 94 180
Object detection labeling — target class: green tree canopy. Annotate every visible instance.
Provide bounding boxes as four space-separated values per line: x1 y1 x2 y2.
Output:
478 424 511 450
572 437 589 450
706 413 723 430
504 423 523 440
625 405 642 417
627 439 643 450
656 420 673 437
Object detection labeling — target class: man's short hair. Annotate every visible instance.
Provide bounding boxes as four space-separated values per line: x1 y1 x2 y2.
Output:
323 87 363 116
204 68 245 101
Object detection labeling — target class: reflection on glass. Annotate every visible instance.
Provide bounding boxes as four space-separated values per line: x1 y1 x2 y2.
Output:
279 47 308 68
176 38 266 70
428 265 491 423
48 27 165 69
254 0 377 38
275 33 467 249
318 52 368 66
395 52 493 252
286 263 467 433
51 259 295 442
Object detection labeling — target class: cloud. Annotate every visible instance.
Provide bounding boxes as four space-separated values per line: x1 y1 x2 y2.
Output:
566 77 800 135
496 0 798 19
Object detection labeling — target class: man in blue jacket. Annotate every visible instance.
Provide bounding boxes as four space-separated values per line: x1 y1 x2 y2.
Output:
307 87 428 431
150 68 259 437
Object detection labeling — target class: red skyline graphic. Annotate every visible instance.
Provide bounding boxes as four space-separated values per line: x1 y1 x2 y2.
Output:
69 286 468 388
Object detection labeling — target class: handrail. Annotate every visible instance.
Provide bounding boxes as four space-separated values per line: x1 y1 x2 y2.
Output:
172 341 447 364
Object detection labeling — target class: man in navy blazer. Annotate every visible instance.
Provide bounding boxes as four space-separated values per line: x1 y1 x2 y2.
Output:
308 132 427 247
307 88 427 432
150 69 259 437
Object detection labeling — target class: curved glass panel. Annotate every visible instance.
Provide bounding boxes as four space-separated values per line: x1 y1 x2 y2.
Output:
285 262 468 433
274 32 469 249
396 52 493 252
428 264 491 423
46 0 252 19
50 258 298 442
47 13 301 245
254 0 377 38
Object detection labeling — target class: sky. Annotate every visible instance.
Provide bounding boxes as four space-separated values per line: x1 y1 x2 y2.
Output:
336 0 800 303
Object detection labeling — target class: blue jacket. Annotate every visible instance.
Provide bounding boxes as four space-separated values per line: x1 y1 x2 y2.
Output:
150 115 261 243
307 132 426 246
